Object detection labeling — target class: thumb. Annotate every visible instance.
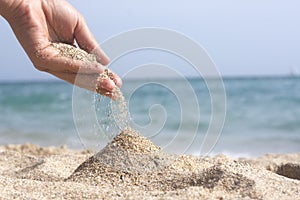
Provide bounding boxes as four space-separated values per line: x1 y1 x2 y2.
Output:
74 15 110 65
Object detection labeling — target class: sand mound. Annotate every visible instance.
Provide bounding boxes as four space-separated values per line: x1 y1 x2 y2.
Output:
103 128 160 154
68 129 175 184
67 129 276 199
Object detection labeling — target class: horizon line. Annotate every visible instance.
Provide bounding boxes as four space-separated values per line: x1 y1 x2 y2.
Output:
0 74 299 85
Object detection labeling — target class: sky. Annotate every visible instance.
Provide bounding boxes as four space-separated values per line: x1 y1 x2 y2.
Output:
0 0 299 81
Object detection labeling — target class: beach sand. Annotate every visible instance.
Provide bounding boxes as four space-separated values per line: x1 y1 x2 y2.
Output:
0 129 299 200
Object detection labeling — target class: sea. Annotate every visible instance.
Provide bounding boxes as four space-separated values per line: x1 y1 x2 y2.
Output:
0 77 299 158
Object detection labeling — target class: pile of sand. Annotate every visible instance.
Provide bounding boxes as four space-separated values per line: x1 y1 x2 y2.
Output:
66 128 300 199
68 128 174 186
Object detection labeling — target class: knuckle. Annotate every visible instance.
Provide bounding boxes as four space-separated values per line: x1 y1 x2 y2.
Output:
18 1 34 20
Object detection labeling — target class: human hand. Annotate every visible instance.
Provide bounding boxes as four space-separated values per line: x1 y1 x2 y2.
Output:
0 0 121 98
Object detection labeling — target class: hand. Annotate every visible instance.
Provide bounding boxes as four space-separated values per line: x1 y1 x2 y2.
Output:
0 0 121 98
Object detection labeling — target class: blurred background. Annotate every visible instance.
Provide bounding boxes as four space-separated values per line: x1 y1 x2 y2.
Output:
0 0 299 157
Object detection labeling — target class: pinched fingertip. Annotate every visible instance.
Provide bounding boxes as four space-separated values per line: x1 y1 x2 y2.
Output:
111 73 122 88
97 77 116 92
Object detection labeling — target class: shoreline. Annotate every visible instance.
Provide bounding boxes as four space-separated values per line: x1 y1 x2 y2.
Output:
0 143 299 199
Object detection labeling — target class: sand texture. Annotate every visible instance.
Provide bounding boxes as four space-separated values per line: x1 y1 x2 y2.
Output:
0 130 299 199
50 43 97 62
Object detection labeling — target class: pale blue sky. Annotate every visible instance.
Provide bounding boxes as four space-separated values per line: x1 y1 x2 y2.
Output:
0 0 299 81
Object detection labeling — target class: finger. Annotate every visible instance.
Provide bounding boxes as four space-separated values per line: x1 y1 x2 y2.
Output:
110 72 122 88
74 15 110 65
90 47 110 66
49 71 114 97
97 77 117 92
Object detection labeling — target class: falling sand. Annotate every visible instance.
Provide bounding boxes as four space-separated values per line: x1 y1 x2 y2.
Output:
6 43 293 199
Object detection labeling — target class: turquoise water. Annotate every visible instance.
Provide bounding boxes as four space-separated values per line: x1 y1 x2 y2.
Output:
0 77 299 157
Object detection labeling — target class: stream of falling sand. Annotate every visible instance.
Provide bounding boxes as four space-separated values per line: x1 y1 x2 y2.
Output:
97 68 131 136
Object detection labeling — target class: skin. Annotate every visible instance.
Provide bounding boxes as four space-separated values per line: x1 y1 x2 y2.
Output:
0 0 121 98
